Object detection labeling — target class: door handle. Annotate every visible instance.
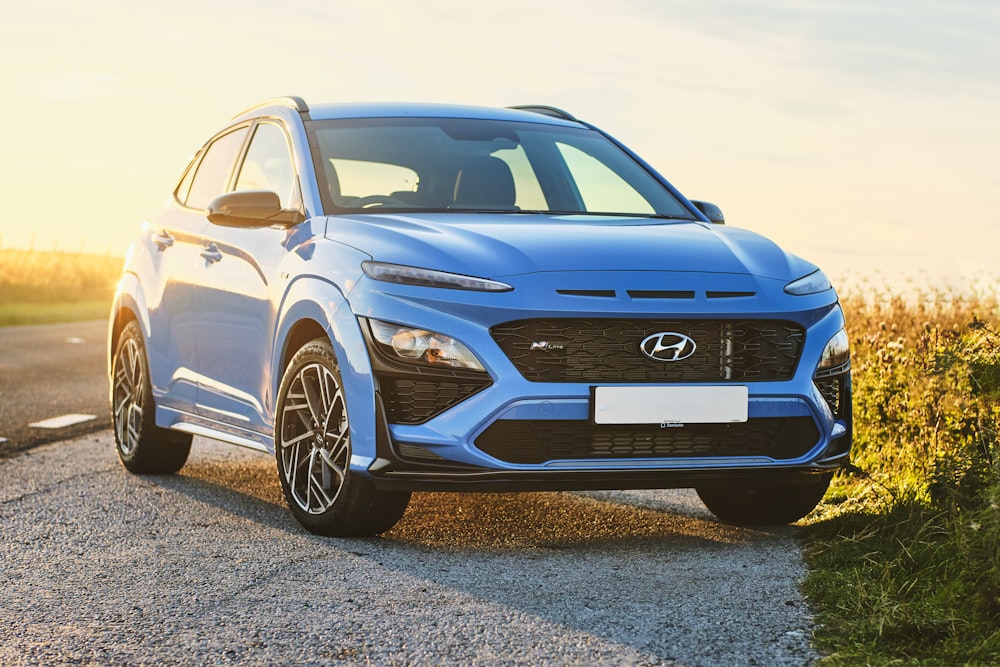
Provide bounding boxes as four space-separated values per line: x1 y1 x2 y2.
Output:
153 230 174 250
200 243 223 264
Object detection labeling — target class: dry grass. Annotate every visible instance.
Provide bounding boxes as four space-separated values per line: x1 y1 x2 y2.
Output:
0 249 122 325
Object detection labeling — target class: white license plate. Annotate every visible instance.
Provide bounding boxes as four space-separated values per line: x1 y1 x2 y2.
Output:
592 386 748 425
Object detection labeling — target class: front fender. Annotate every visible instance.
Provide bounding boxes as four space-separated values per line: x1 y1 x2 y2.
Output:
271 275 380 470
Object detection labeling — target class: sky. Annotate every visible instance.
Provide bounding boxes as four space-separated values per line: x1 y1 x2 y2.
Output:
1 0 997 292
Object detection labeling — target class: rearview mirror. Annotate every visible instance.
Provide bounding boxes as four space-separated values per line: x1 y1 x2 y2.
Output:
207 190 305 228
690 200 725 225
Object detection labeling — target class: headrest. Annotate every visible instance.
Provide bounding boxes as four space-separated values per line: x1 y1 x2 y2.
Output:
452 156 516 208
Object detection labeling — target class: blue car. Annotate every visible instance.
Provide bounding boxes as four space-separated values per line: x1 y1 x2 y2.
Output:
109 98 851 536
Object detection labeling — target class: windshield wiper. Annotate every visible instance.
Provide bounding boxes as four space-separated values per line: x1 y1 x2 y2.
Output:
334 207 696 220
515 210 696 220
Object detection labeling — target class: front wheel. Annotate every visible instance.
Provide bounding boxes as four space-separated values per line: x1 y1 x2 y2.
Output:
696 474 832 526
275 338 410 536
111 320 192 474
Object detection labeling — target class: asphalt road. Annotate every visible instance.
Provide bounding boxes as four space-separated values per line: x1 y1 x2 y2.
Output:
0 320 109 458
0 433 820 666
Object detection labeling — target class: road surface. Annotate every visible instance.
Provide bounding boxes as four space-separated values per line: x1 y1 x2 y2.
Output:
0 320 109 458
0 432 820 665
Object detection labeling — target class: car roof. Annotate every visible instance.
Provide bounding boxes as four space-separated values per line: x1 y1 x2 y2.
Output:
231 97 584 128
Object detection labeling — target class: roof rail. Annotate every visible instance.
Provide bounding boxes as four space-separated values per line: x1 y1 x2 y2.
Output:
232 96 310 119
507 105 578 122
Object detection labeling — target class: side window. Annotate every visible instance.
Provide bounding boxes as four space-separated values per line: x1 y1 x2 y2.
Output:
184 127 249 210
556 143 655 215
234 123 301 209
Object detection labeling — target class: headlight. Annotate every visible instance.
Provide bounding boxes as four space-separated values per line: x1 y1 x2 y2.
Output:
362 261 512 292
816 328 850 376
784 269 832 296
367 319 485 371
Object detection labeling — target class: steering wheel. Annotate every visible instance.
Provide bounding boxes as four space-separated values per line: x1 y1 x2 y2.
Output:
356 195 401 208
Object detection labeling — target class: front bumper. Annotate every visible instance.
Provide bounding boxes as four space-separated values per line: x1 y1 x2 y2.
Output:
367 378 853 493
351 271 853 491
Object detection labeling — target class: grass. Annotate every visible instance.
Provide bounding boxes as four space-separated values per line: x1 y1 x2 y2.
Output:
0 248 122 326
802 285 1000 665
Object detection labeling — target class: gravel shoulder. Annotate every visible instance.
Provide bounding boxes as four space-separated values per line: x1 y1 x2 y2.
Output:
0 432 820 666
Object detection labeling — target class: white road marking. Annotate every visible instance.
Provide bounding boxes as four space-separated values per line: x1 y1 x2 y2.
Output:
65 337 86 344
29 414 97 429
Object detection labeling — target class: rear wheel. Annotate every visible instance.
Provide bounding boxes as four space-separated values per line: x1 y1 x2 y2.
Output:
696 474 832 526
111 320 192 473
275 338 410 536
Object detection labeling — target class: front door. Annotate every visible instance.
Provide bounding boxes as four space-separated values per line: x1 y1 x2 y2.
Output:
192 121 304 435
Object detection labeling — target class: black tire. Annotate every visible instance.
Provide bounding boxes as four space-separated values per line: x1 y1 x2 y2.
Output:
275 338 410 536
696 474 832 526
111 320 192 474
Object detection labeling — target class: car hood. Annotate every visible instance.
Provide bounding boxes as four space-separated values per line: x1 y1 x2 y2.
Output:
324 212 817 282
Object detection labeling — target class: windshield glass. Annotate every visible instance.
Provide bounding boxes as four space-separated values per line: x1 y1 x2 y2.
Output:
308 118 695 219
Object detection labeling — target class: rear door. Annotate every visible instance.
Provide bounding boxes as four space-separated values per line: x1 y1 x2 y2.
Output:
144 126 249 416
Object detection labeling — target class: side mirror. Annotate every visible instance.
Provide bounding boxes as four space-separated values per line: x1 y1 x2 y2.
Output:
207 190 305 228
690 200 725 225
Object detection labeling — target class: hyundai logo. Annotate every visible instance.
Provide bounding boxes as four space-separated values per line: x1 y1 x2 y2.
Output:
640 332 697 362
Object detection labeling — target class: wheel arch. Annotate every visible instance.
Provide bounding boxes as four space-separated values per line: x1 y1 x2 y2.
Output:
107 273 151 386
271 276 380 469
279 318 329 373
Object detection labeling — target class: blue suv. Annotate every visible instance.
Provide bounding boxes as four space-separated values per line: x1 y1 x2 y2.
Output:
109 97 851 535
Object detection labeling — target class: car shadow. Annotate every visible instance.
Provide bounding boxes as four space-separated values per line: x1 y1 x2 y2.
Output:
141 444 806 663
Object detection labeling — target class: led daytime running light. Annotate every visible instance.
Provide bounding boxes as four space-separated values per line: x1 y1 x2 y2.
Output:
362 261 512 292
784 269 832 296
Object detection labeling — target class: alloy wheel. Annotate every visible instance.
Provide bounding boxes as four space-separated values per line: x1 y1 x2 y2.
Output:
278 361 350 514
113 336 145 457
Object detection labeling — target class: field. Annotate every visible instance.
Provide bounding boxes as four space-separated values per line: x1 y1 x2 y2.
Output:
804 285 1000 664
0 248 122 325
3 249 999 661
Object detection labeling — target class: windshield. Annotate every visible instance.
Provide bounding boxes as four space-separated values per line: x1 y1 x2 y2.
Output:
308 118 695 219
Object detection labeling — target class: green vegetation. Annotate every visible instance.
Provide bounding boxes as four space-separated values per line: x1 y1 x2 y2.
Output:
0 248 122 326
804 287 1000 665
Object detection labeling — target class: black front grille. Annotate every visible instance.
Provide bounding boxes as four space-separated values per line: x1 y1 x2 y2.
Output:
475 418 820 464
379 377 489 424
490 319 804 383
